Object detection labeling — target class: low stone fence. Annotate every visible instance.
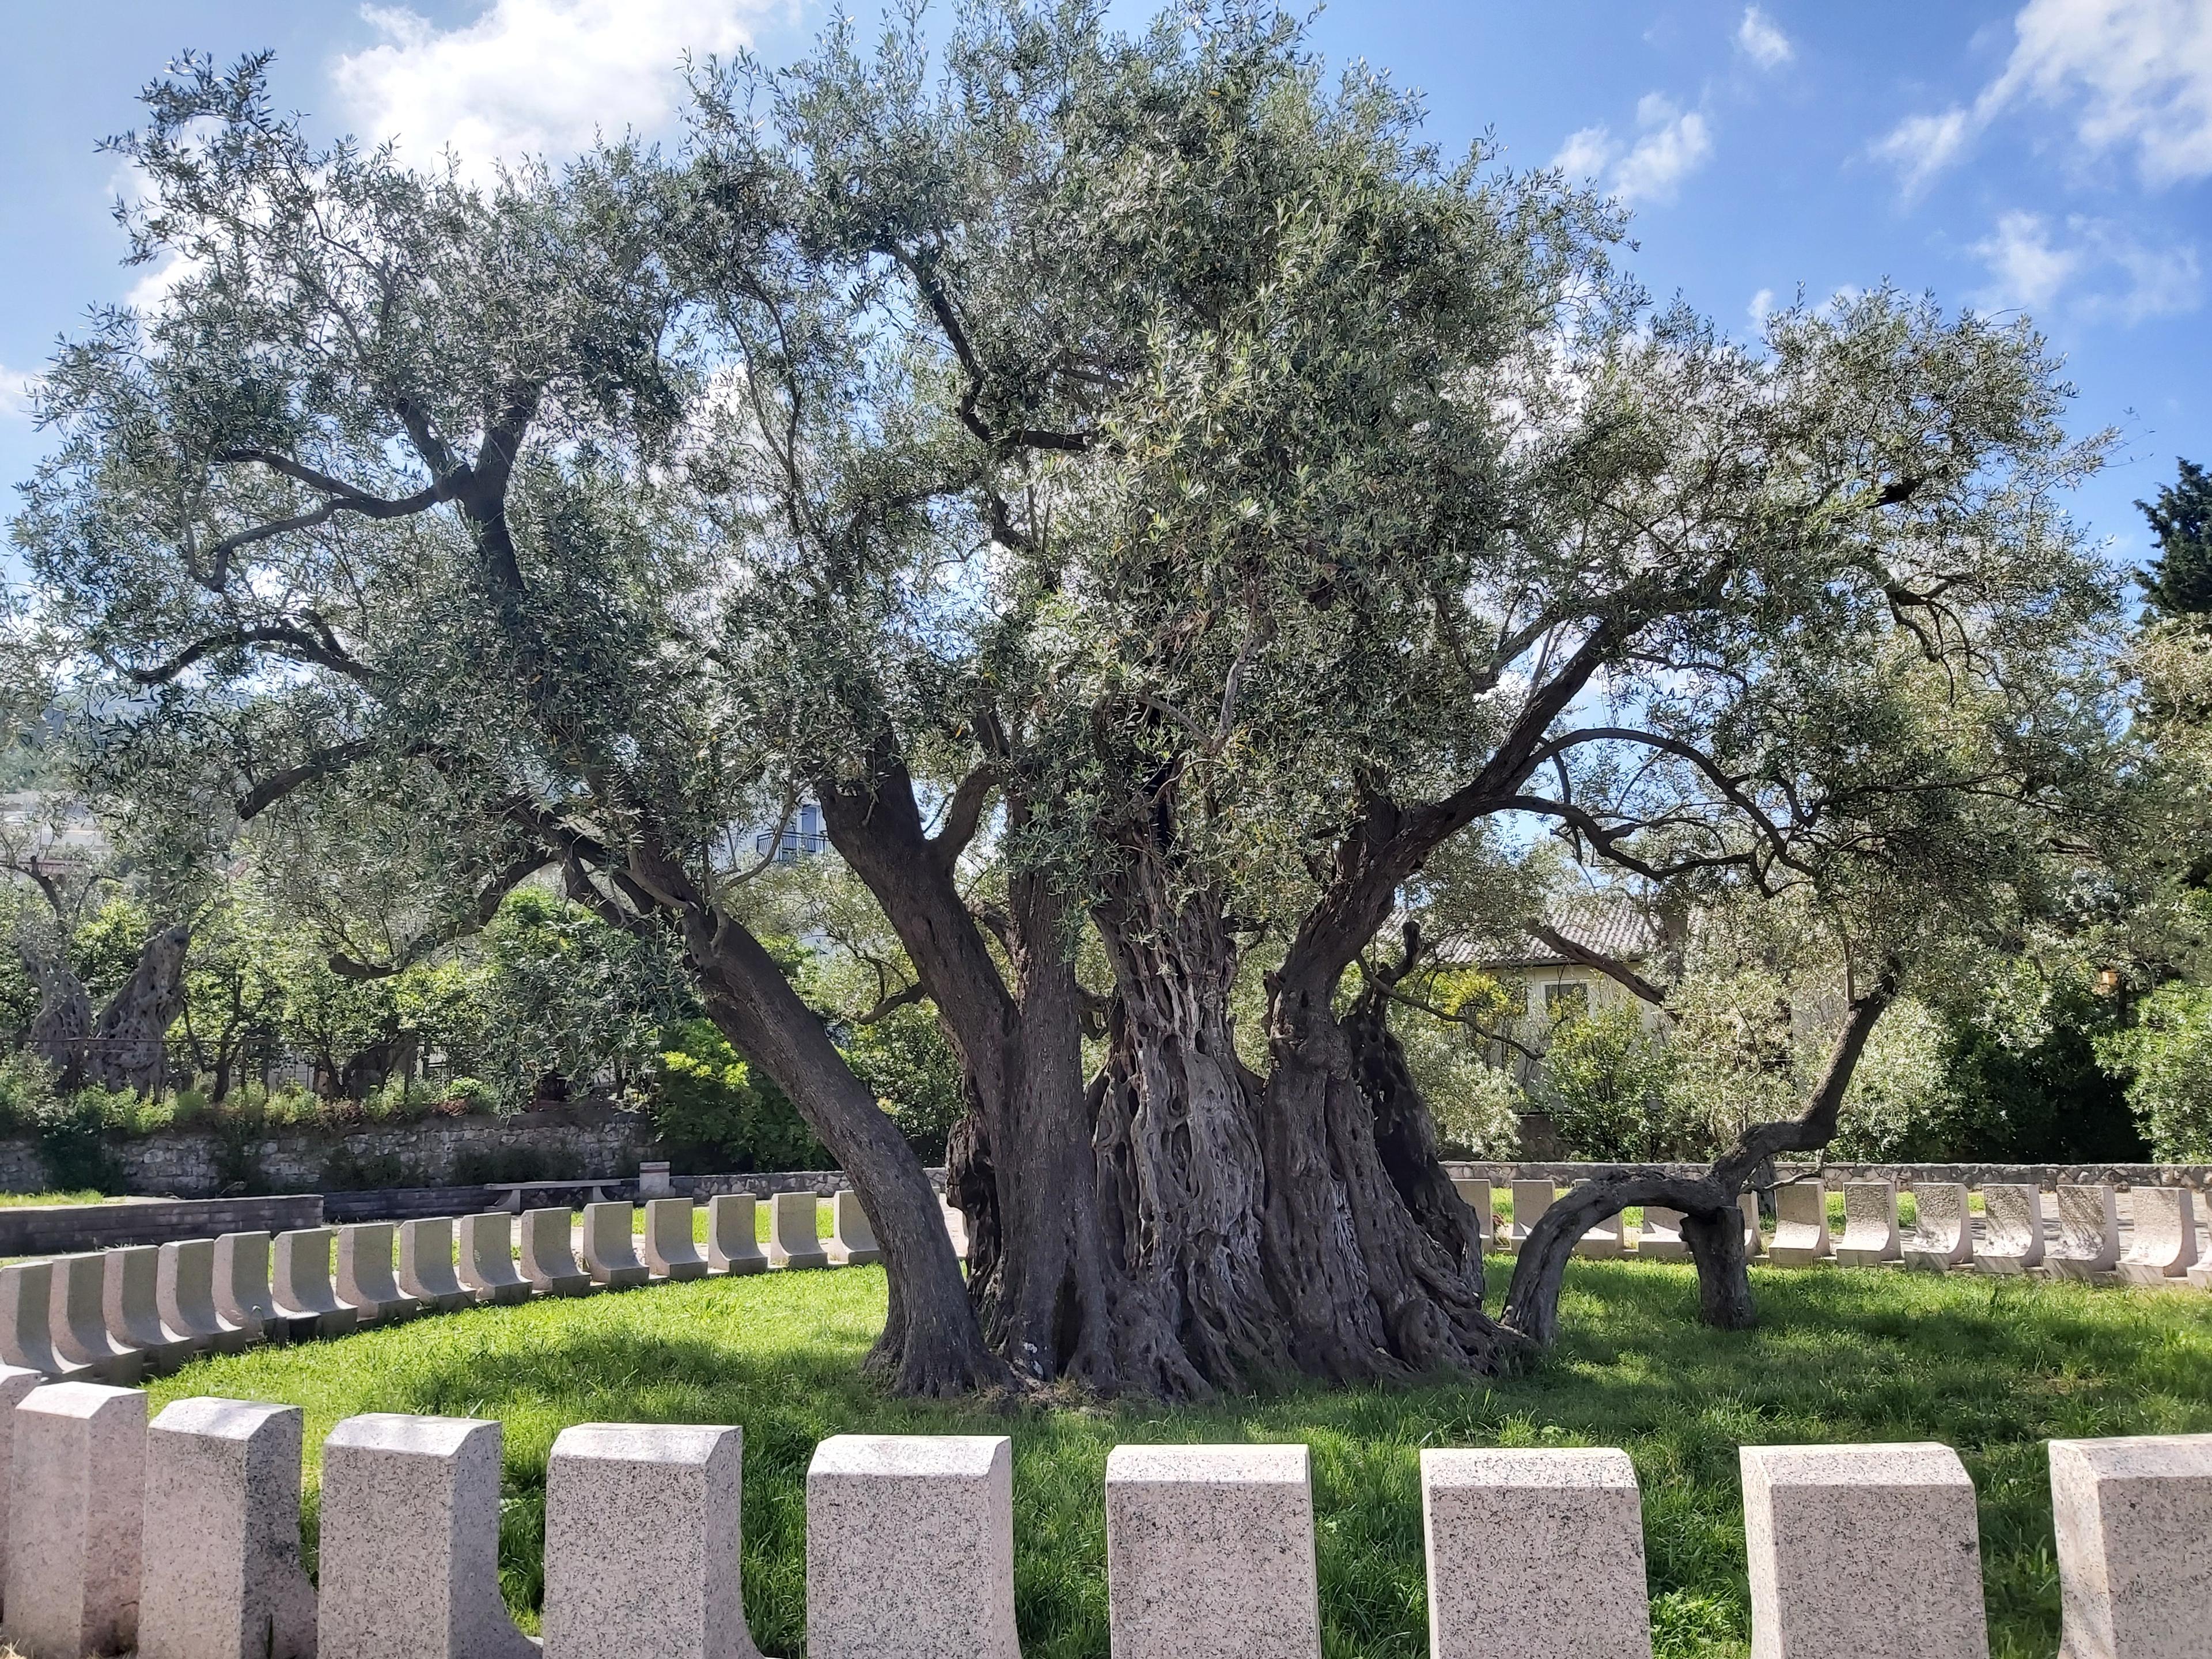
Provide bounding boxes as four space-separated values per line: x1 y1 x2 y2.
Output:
1447 1158 2212 1192
0 1195 324 1257
3 1371 2202 1659
0 1190 911 1387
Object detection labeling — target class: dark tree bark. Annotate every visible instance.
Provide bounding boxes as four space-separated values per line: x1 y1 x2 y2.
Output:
826 734 1529 1396
82 925 191 1096
18 934 92 1089
819 749 1122 1388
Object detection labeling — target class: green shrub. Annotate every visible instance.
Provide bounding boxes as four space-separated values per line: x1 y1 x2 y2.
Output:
840 1002 966 1162
650 1020 828 1171
441 1077 499 1115
2097 980 2212 1159
1542 1003 1682 1162
319 1145 425 1191
36 1088 129 1192
0 1052 58 1133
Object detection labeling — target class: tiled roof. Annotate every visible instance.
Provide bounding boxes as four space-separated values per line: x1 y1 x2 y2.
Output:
1467 896 1660 969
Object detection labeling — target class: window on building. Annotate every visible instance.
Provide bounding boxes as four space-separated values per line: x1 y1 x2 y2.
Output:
1544 981 1588 1022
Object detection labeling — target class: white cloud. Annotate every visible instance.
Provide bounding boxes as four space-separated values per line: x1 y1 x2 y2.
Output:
1994 0 2212 185
1737 7 1794 70
1552 96 1714 206
0 366 39 421
1747 287 1776 328
124 252 201 318
1552 124 1617 181
1877 0 2212 194
1871 107 1971 199
331 0 769 175
1974 211 2085 310
1972 209 2201 320
1614 97 1713 204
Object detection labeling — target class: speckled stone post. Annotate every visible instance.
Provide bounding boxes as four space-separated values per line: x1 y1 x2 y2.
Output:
1422 1446 1652 1659
1104 1443 1320 1659
104 1245 197 1372
2048 1185 2122 1280
2114 1187 2196 1285
642 1200 710 1282
212 1232 280 1340
159 1240 255 1355
520 1209 596 1296
1637 1207 1688 1261
139 1397 317 1659
1834 1183 1902 1267
580 1203 650 1290
1505 1181 1554 1254
807 1435 1018 1659
335 1224 423 1323
0 1363 44 1591
825 1192 881 1268
940 1200 970 1262
1741 1192 1766 1257
1767 1183 1832 1267
1902 1184 1974 1272
1741 1442 1987 1659
4 1381 146 1659
397 1218 474 1312
271 1229 361 1339
542 1423 758 1659
456 1214 533 1306
319 1414 537 1659
1449 1179 1494 1246
1975 1185 2045 1275
706 1197 766 1276
48 1253 146 1384
767 1192 828 1271
0 1261 79 1377
1573 1205 1627 1259
2049 1433 2212 1659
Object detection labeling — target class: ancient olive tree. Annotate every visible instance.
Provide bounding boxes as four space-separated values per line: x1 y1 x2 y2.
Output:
16 7 2125 1396
668 4 2126 1382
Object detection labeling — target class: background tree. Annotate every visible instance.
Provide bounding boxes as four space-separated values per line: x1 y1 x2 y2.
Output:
13 51 993 1390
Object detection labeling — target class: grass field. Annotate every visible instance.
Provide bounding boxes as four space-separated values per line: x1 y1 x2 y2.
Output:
139 1252 2212 1659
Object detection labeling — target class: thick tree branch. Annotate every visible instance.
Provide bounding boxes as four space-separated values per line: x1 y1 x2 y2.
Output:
930 766 995 872
1524 921 1669 1007
130 623 384 690
235 741 375 820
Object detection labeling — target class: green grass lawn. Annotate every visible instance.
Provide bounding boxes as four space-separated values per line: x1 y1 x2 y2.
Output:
140 1253 2212 1659
0 1189 116 1207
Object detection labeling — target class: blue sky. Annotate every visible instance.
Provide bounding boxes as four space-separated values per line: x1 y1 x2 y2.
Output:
1 0 2206 583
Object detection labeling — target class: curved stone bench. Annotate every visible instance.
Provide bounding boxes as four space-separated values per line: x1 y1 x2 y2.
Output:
1974 1184 2044 1275
1900 1183 1973 1272
2115 1187 2198 1285
1767 1183 1833 1267
2048 1184 2122 1281
1833 1182 1900 1268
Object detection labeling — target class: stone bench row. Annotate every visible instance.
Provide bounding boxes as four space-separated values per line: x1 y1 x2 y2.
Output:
0 1190 924 1384
5 1376 2207 1659
1459 1177 2212 1284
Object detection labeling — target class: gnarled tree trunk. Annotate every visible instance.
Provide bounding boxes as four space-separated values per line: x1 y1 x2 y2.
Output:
1500 967 1900 1347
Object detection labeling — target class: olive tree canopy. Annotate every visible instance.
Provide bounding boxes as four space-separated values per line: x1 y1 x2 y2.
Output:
12 7 2128 1394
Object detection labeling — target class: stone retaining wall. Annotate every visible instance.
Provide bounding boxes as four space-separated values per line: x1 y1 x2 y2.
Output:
0 1194 324 1256
0 1105 655 1200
